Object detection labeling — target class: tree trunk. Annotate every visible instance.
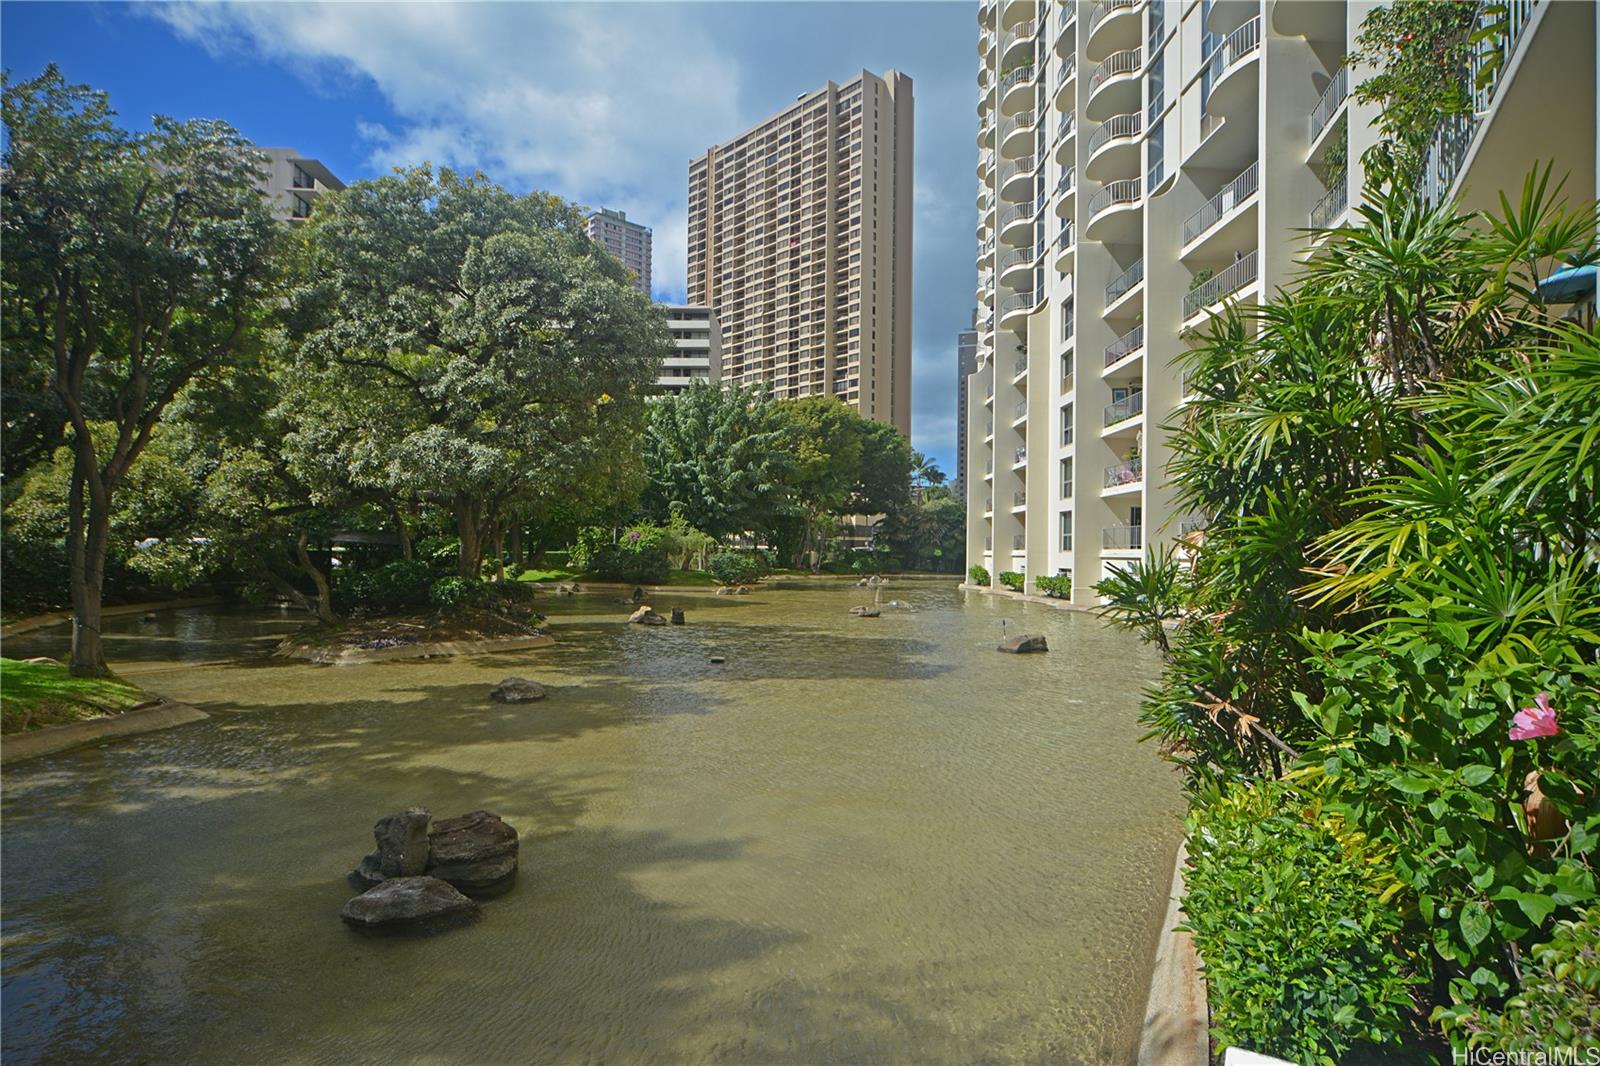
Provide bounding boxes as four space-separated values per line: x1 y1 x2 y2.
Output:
259 563 314 615
456 498 483 579
390 505 414 561
509 527 524 570
294 531 335 624
65 455 112 677
493 526 506 582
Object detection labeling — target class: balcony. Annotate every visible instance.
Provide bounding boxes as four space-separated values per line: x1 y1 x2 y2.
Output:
999 289 1039 330
1053 220 1075 272
1012 490 1027 510
999 65 1036 113
1054 3 1078 57
1013 353 1029 378
1084 177 1142 243
1001 110 1038 157
1012 400 1029 426
1202 16 1262 118
1308 66 1348 152
1105 257 1144 307
999 198 1040 244
1054 166 1076 214
999 156 1038 203
1103 523 1144 550
1012 534 1027 552
1085 112 1142 182
1181 160 1259 250
998 246 1034 286
1086 0 1141 59
1103 459 1143 490
1054 57 1078 110
1103 390 1144 428
1183 248 1259 320
1013 446 1028 466
985 418 995 439
1310 179 1349 231
1103 323 1144 368
1054 112 1077 164
1086 48 1142 119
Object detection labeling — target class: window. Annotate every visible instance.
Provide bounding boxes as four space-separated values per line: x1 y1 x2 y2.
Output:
1060 511 1073 551
1060 403 1074 446
1060 459 1073 499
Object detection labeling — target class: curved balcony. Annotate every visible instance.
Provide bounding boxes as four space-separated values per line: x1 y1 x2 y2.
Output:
1084 177 1142 243
1053 56 1078 110
998 198 1040 245
998 245 1035 287
1053 166 1076 216
1085 0 1141 61
998 154 1038 203
1001 20 1039 70
980 0 997 28
1000 109 1038 158
1085 48 1142 120
1183 249 1260 321
979 119 996 151
999 65 1036 114
1103 323 1144 369
1203 16 1262 119
977 148 994 181
998 289 1040 332
1053 111 1077 165
1053 4 1078 57
1053 220 1075 274
976 270 994 303
999 0 1036 31
1207 0 1256 37
1270 0 1345 43
1181 161 1259 258
1085 112 1142 183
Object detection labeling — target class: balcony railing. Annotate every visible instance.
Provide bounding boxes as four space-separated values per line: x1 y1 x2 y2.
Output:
1087 178 1142 220
1103 390 1145 426
1055 221 1075 253
999 200 1036 230
1056 111 1076 145
1014 447 1028 465
1000 247 1033 274
1057 57 1077 91
1104 458 1143 489
1182 161 1259 245
1013 534 1027 552
1056 165 1076 198
999 66 1036 94
1104 323 1145 366
1014 354 1029 377
1088 48 1142 95
1106 258 1144 304
1103 523 1144 549
1311 179 1349 230
1001 289 1039 321
1011 109 1038 134
1421 0 1539 205
1014 490 1028 507
1203 15 1261 83
1011 18 1039 44
1184 249 1259 318
1179 515 1209 536
1087 0 1140 39
1309 66 1348 143
1087 112 1143 158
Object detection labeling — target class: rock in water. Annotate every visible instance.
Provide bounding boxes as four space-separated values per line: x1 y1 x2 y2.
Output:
715 586 733 596
350 851 385 888
709 655 726 664
998 634 1049 654
629 606 667 625
427 810 519 892
670 607 686 625
373 808 432 877
489 677 546 703
849 605 881 617
340 876 478 929
736 586 750 595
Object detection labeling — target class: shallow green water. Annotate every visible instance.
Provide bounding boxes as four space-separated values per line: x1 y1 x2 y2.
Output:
2 579 1182 1064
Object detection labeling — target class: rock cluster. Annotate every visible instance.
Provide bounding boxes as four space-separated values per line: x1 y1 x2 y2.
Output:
849 605 881 618
629 605 668 625
489 676 545 702
998 634 1049 654
343 807 520 930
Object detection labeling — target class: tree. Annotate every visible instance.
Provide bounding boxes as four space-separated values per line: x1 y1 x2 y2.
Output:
878 486 965 572
911 450 947 490
284 165 665 579
641 382 793 539
2 67 278 675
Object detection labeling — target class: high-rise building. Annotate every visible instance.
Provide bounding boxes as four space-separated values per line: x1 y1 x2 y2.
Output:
587 208 653 295
954 309 980 501
256 148 343 222
688 69 915 437
659 305 721 393
966 0 1594 605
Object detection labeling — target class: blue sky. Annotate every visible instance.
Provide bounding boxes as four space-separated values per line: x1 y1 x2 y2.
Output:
2 1 981 478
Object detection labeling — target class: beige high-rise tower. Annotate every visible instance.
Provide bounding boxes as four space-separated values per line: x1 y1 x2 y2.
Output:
688 69 914 436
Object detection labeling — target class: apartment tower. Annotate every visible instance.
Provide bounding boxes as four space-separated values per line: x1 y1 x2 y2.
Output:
256 148 343 223
688 69 915 437
658 305 721 393
587 208 653 295
966 0 1594 605
954 309 980 501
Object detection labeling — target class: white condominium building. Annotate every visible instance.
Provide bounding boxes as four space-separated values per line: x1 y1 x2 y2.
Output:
256 148 343 223
689 69 915 437
658 305 721 393
965 0 1595 605
588 208 654 295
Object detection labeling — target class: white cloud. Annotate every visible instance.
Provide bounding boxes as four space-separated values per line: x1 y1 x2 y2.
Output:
148 1 744 299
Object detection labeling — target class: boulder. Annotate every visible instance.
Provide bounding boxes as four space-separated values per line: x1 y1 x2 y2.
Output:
428 852 518 892
629 606 667 625
429 810 519 865
340 876 478 929
715 586 733 596
709 655 726 664
372 807 432 877
631 586 645 602
735 586 750 595
670 607 686 625
350 851 385 888
489 677 546 703
998 634 1049 654
849 606 881 618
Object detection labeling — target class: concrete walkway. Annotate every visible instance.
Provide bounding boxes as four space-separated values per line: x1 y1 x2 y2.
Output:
1137 841 1211 1066
1 699 209 766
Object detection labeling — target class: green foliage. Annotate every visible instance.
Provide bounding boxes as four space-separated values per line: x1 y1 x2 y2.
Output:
878 489 965 573
849 550 899 574
1184 780 1424 1064
1034 574 1071 598
707 550 767 586
1440 906 1600 1051
968 565 990 586
570 524 671 584
0 657 149 734
428 576 490 609
338 559 434 612
997 571 1024 592
642 384 794 539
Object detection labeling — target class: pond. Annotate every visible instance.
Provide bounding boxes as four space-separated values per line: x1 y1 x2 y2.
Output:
1 578 1183 1064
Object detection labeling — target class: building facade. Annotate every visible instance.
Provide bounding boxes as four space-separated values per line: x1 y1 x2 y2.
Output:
257 148 343 222
659 305 721 393
954 309 980 501
587 208 653 295
688 69 915 437
965 0 1594 605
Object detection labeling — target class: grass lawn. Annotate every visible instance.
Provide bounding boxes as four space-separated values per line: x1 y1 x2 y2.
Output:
0 657 154 735
517 568 720 587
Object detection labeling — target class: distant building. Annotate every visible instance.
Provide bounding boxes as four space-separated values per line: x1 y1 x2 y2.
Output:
954 308 979 501
587 208 653 295
256 148 343 222
689 68 915 437
659 305 720 393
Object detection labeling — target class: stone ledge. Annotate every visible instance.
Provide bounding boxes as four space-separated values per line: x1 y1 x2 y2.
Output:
957 583 1094 613
2 596 227 637
1137 840 1210 1066
274 633 555 666
1 698 210 766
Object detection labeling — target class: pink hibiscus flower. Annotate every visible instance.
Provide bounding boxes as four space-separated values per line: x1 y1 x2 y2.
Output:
1508 693 1560 741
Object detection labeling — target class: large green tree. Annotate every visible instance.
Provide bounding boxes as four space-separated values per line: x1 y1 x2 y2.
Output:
283 166 666 579
2 66 278 674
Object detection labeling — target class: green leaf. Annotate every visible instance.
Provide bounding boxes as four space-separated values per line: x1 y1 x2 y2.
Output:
1459 901 1491 948
1458 765 1494 787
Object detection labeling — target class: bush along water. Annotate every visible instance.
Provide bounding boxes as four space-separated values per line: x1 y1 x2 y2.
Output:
997 571 1024 592
570 524 671 584
967 564 990 586
1096 169 1600 1063
707 549 768 586
1034 574 1071 598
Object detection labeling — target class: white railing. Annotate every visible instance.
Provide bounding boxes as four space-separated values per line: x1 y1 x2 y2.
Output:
1012 109 1038 134
1057 111 1076 144
1057 57 1077 91
1104 323 1145 366
1103 523 1143 548
1104 459 1144 489
1000 65 1036 94
1104 390 1145 426
1203 15 1261 83
1013 400 1028 420
999 247 1032 275
1087 177 1142 220
1106 257 1145 303
1056 166 1076 199
1310 180 1348 230
1183 161 1259 245
1087 112 1143 157
1089 48 1142 95
1309 66 1348 143
1055 220 1075 253
1184 249 1259 318
1087 0 1140 40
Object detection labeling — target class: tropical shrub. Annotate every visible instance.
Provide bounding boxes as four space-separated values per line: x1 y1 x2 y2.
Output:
571 524 671 584
338 559 433 611
1183 780 1423 1063
997 571 1024 592
1034 574 1071 598
850 550 899 574
1440 906 1600 1051
707 549 766 586
429 576 489 609
967 564 990 586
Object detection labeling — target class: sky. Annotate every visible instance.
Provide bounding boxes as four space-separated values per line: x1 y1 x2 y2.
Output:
1 0 981 479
